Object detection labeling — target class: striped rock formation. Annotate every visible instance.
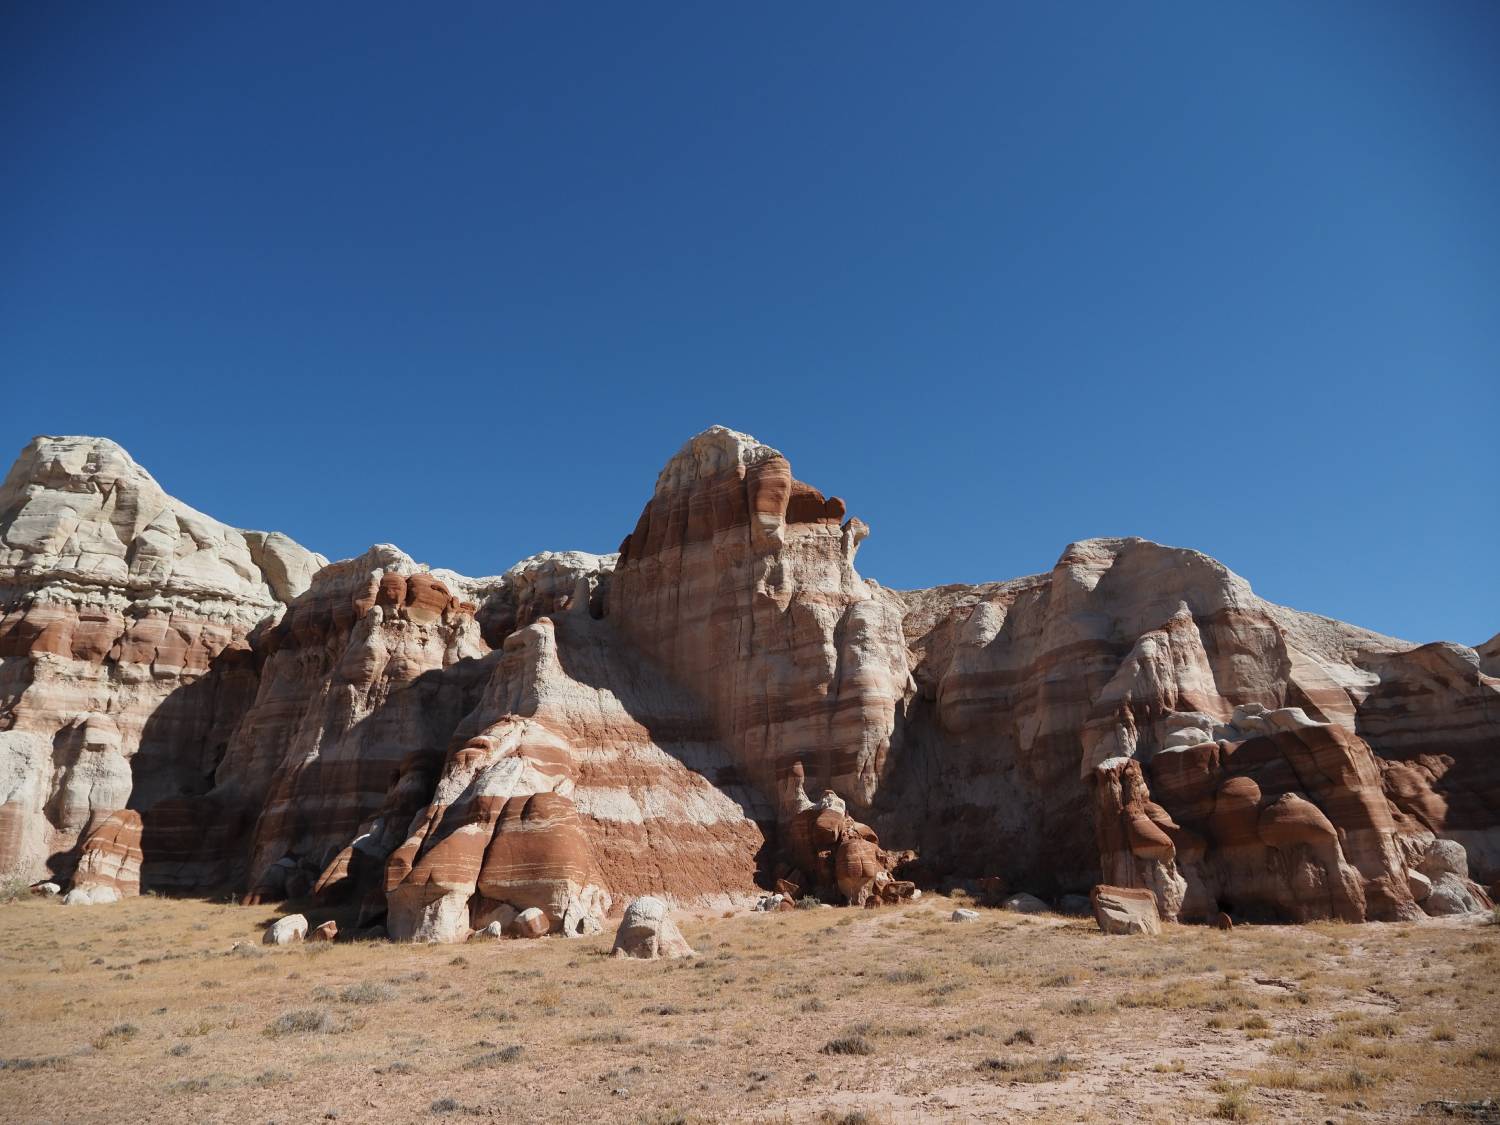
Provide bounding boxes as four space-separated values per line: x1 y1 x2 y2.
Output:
892 536 1498 920
0 435 323 884
1 428 1494 930
608 427 911 824
219 546 490 902
384 596 764 941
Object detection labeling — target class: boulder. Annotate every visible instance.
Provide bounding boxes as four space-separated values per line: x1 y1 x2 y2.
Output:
611 896 694 960
1406 870 1432 902
513 907 549 939
1001 893 1050 914
62 885 119 906
951 908 980 922
1417 840 1492 916
476 921 505 939
264 914 309 945
1091 885 1161 936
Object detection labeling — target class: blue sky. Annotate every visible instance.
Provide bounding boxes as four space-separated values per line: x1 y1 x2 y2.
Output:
4 3 1496 644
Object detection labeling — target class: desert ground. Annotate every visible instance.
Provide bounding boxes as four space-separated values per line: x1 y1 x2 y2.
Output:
0 892 1495 1124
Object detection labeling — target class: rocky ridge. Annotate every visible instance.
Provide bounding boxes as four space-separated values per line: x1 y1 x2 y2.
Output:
1 427 1494 937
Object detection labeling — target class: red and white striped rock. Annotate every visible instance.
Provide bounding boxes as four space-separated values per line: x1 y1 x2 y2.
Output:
384 600 764 942
69 809 144 900
608 427 911 822
0 436 323 885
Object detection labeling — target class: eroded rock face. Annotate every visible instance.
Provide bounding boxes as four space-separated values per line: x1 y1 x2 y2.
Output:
891 535 1499 921
0 436 324 883
223 546 488 903
2 428 1494 931
382 601 764 942
608 427 911 822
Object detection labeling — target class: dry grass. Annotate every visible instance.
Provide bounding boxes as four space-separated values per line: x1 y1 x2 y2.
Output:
0 894 1495 1122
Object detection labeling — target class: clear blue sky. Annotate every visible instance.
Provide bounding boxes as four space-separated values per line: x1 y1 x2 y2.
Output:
4 3 1496 645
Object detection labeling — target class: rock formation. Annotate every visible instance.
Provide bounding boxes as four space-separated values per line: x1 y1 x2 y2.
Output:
1 427 1494 933
611 895 695 959
1091 884 1162 935
0 436 323 886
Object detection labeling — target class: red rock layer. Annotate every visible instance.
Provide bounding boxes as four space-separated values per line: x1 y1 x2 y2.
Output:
383 598 765 941
890 536 1499 916
70 809 144 898
608 427 909 826
200 547 490 900
0 435 323 882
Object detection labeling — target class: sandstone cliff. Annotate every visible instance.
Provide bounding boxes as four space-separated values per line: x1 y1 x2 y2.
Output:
1 428 1493 934
0 436 324 887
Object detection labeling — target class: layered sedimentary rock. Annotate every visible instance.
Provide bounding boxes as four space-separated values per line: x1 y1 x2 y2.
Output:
886 536 1498 919
609 427 911 820
218 545 490 901
1 427 1494 931
383 596 764 941
0 436 323 883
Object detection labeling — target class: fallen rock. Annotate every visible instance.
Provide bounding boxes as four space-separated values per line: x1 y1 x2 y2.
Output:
611 896 694 960
308 920 338 942
951 908 980 922
61 885 119 906
1001 893 1049 914
513 907 549 939
1407 869 1433 902
1091 885 1161 935
264 913 309 945
476 921 505 939
1418 840 1492 916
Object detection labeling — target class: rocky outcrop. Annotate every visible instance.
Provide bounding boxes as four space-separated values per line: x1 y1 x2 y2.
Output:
1091 884 1161 935
382 597 764 942
609 427 911 821
0 436 323 883
69 808 143 900
221 546 489 902
611 895 694 959
888 535 1497 921
1 428 1494 932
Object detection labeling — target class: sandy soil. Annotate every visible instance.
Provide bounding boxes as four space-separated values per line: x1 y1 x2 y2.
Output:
0 893 1495 1124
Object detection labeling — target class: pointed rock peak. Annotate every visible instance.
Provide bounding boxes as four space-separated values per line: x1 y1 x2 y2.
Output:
652 425 785 497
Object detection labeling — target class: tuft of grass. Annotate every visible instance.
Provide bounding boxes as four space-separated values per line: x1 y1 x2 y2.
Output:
820 1035 874 1056
264 1009 333 1037
884 966 929 984
339 981 396 1005
571 1029 634 1045
463 1045 523 1069
975 1053 1076 1083
1212 1086 1253 1120
92 1023 139 1049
